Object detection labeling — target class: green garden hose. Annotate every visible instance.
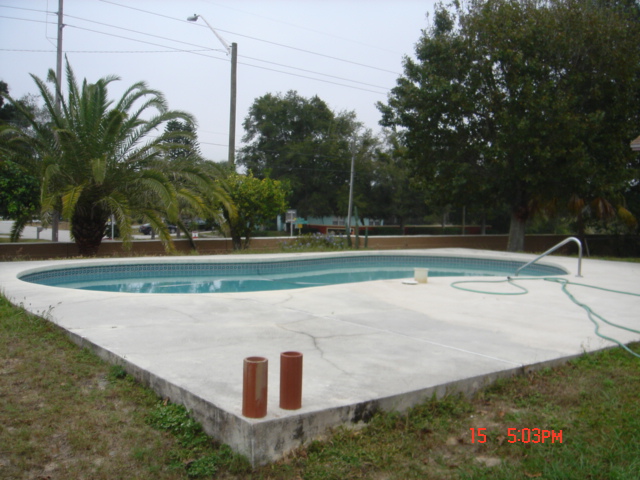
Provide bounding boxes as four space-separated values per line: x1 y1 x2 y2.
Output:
450 276 640 358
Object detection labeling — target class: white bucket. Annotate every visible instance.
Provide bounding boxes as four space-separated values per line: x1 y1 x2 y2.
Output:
414 267 429 283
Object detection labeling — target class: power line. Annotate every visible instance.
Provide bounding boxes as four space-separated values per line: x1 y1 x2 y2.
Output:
0 4 50 15
98 0 401 75
206 0 403 56
238 61 387 95
239 54 390 91
1 13 389 94
215 28 400 76
63 12 227 54
198 140 229 147
0 14 49 25
63 23 230 62
63 12 390 91
58 22 390 95
0 48 212 54
147 137 358 172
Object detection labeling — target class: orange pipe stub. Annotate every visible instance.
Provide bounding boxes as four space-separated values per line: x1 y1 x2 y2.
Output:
242 356 268 418
280 351 303 410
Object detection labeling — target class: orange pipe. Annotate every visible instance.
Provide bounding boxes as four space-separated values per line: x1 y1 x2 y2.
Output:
279 351 303 410
242 356 268 418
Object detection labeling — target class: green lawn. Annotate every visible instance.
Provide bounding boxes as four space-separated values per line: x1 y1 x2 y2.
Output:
1 293 640 479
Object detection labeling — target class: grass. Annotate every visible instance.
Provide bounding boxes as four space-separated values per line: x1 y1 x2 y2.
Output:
0 295 251 479
2 295 640 479
589 256 640 263
0 236 46 244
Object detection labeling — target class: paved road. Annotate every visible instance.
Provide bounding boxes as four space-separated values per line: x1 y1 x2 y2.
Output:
0 220 73 242
0 220 153 242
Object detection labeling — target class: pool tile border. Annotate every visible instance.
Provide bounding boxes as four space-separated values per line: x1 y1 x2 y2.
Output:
20 254 566 288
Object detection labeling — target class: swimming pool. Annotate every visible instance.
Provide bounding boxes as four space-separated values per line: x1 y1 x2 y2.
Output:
19 253 567 294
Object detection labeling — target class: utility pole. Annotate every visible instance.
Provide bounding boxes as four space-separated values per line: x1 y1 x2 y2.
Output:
187 14 237 167
52 0 64 242
55 0 63 108
229 42 237 166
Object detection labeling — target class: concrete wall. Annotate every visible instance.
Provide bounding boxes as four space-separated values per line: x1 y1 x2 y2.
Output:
0 234 585 261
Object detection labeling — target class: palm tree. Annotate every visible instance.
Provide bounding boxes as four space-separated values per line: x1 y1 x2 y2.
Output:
157 119 234 244
4 61 218 256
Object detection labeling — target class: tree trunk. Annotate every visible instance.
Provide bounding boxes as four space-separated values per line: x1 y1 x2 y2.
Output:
398 215 405 235
507 211 526 252
72 217 108 256
230 232 244 250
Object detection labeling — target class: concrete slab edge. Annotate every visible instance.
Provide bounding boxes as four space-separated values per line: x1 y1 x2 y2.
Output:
33 312 596 467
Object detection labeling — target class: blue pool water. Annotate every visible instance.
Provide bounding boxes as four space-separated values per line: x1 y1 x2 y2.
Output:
19 255 566 294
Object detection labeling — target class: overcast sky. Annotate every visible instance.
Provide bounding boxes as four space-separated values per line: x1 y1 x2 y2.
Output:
1 0 436 162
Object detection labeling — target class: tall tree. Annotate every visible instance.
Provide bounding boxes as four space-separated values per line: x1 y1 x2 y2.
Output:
0 160 39 241
156 119 231 242
0 85 47 241
368 129 428 228
2 61 206 255
219 172 288 250
379 0 640 251
238 91 361 217
163 119 201 161
0 81 12 124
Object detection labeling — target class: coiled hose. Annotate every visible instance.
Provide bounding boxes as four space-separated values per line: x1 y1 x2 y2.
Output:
450 276 640 358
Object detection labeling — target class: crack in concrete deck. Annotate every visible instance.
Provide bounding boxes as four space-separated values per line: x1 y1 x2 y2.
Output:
1 249 638 465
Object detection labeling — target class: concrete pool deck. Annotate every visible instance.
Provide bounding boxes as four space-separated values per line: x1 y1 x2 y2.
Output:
1 249 639 465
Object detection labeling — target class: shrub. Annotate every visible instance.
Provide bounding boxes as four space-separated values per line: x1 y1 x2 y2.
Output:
280 233 347 252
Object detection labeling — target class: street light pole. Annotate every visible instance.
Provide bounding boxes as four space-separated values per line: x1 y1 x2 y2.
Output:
346 147 355 236
187 14 237 166
52 0 64 243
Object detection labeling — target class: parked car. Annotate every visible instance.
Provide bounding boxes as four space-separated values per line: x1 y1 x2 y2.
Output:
139 223 153 235
139 223 177 235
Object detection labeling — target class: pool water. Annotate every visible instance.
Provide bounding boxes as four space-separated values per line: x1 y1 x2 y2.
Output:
20 255 566 294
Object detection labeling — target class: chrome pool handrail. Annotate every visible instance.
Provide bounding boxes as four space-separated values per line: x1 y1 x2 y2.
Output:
514 236 583 277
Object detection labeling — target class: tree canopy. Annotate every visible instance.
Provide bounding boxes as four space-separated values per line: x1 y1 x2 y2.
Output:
219 172 288 250
0 83 46 240
238 91 363 218
0 159 39 233
379 0 640 250
163 119 201 161
367 130 428 228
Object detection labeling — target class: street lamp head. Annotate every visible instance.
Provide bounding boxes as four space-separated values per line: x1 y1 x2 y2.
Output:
185 12 236 166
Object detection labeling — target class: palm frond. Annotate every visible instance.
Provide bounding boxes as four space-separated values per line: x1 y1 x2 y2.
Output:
9 215 30 243
60 183 85 220
617 206 637 228
40 161 61 211
90 156 107 185
102 192 133 249
175 218 197 250
138 170 179 219
139 209 176 253
176 188 207 215
114 81 166 114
